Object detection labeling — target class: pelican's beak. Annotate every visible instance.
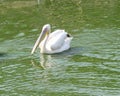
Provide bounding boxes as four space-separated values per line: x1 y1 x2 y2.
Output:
31 24 50 54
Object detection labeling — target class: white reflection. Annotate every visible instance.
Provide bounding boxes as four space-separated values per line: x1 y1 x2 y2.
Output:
40 54 54 69
31 54 55 69
37 0 40 4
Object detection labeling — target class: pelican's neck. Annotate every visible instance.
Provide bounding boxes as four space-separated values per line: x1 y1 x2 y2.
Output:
40 34 49 53
40 24 51 53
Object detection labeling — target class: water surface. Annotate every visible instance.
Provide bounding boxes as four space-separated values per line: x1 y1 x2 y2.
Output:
0 0 120 96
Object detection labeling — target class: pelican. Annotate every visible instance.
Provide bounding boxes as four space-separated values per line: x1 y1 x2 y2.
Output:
31 24 73 54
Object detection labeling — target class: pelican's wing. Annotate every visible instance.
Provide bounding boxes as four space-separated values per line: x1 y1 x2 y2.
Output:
48 30 67 50
48 29 65 39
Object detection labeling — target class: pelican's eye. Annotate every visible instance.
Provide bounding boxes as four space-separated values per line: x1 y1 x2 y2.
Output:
67 34 71 37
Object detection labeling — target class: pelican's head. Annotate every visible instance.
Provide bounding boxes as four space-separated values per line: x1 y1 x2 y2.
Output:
42 24 51 34
31 24 51 54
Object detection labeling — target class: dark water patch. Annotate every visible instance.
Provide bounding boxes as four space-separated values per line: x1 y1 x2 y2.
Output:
0 53 7 57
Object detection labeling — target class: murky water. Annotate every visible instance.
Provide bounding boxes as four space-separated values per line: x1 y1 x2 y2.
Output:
0 0 120 96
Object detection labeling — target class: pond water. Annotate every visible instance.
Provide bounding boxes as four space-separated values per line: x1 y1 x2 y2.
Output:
0 0 120 96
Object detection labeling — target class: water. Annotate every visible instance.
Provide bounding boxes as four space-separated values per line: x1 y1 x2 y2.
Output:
0 0 120 96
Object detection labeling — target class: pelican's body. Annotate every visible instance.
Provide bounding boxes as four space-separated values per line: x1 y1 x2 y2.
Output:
31 24 73 54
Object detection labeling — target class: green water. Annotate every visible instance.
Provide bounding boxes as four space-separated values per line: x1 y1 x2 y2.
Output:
0 0 120 96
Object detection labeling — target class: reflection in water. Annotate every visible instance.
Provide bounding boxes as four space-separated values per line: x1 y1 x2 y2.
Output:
40 54 54 69
31 54 55 69
31 46 84 69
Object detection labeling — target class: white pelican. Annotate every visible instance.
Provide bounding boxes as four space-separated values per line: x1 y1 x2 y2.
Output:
31 24 73 54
